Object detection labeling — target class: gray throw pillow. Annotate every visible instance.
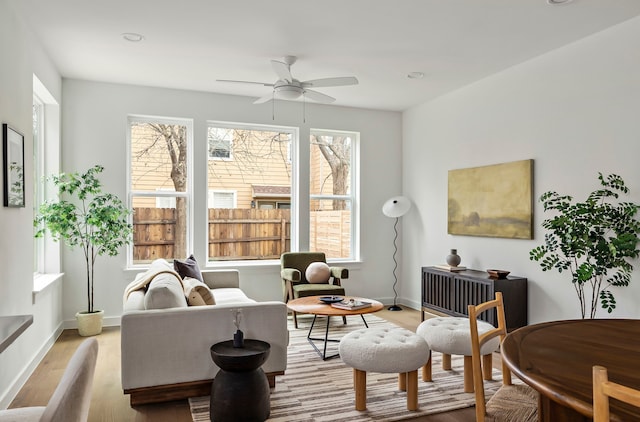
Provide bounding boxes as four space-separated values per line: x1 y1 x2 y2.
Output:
173 254 204 282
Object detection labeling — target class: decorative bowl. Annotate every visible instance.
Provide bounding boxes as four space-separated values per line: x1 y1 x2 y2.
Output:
486 269 510 279
319 296 343 304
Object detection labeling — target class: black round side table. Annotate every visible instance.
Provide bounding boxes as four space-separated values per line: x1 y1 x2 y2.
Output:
209 339 271 422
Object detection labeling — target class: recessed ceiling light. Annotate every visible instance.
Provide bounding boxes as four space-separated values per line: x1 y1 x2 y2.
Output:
121 32 145 42
407 72 424 79
547 0 573 5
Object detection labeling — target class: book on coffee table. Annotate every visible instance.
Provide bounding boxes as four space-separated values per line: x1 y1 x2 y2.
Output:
331 299 372 311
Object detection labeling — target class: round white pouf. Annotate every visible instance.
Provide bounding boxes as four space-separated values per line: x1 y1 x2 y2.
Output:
339 327 430 411
416 316 500 393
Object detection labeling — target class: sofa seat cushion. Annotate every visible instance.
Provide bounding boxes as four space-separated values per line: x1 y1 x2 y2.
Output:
144 273 188 310
212 288 256 305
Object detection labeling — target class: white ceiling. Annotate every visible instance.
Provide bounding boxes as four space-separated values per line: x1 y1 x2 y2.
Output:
9 0 640 111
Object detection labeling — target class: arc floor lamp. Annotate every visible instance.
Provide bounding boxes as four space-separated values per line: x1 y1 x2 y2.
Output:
382 196 411 311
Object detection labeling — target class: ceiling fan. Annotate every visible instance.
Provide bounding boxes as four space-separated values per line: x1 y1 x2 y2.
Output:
217 56 359 105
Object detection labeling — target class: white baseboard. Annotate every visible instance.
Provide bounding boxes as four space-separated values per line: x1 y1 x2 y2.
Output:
401 297 421 311
62 315 121 329
0 322 64 409
378 296 421 311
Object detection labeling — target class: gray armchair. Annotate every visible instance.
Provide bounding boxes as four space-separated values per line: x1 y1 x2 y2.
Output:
281 252 349 328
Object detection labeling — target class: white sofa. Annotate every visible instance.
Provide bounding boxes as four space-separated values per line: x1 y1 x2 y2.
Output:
121 268 288 406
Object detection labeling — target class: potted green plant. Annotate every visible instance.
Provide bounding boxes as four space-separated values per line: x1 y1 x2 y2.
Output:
34 165 133 336
530 173 640 318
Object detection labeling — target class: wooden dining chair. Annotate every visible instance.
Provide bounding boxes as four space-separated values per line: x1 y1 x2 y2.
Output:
593 365 640 421
468 292 538 422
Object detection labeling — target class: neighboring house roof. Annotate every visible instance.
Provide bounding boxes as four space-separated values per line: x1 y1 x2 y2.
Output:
252 185 291 198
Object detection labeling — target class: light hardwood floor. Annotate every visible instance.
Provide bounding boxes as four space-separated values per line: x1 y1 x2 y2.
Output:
9 306 476 421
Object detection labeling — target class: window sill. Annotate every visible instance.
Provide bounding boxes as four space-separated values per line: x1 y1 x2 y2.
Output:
33 273 64 302
125 259 362 272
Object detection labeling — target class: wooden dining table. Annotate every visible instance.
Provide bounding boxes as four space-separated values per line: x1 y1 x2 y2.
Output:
501 319 640 422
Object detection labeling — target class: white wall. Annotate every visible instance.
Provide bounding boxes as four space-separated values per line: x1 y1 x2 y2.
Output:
403 16 640 323
0 1 64 408
9 0 639 407
61 80 403 326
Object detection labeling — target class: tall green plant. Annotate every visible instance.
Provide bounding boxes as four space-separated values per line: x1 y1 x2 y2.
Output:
34 165 133 313
530 173 640 318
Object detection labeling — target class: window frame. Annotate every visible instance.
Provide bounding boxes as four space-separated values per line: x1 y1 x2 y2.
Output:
206 120 298 264
33 95 45 274
124 119 362 267
126 115 194 268
309 128 360 261
32 74 63 290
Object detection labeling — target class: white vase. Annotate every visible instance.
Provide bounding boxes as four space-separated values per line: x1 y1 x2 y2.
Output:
76 310 104 336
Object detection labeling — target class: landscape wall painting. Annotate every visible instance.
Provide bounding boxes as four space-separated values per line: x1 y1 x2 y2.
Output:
448 159 533 239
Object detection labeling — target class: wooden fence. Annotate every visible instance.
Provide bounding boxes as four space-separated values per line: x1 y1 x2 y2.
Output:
310 210 351 258
133 207 178 263
133 207 350 262
208 208 290 260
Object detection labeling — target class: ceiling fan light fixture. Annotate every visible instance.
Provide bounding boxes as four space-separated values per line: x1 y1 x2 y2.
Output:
275 85 303 100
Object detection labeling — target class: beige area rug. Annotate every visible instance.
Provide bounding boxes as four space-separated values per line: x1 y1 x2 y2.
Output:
190 314 502 421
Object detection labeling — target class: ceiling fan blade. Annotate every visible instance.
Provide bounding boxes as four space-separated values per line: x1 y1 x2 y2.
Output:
303 89 336 104
217 79 274 87
271 60 293 83
301 76 359 88
253 93 274 104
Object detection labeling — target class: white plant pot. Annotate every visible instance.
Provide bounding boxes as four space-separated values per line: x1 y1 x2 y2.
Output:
76 310 104 336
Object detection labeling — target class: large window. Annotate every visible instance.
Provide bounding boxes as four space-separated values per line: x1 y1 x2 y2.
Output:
310 129 358 260
127 117 359 265
207 122 293 262
33 96 44 272
32 74 62 281
128 116 192 265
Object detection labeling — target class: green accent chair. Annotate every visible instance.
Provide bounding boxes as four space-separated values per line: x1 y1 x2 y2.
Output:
281 252 349 328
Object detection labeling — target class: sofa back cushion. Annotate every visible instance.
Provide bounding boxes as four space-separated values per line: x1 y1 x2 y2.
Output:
144 273 188 310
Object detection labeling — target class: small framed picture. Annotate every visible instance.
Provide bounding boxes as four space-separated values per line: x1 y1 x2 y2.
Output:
3 124 25 207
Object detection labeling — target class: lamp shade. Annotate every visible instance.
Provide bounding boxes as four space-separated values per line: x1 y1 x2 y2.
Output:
382 196 411 218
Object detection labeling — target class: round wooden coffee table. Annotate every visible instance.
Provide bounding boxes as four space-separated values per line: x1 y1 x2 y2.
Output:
286 296 383 360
